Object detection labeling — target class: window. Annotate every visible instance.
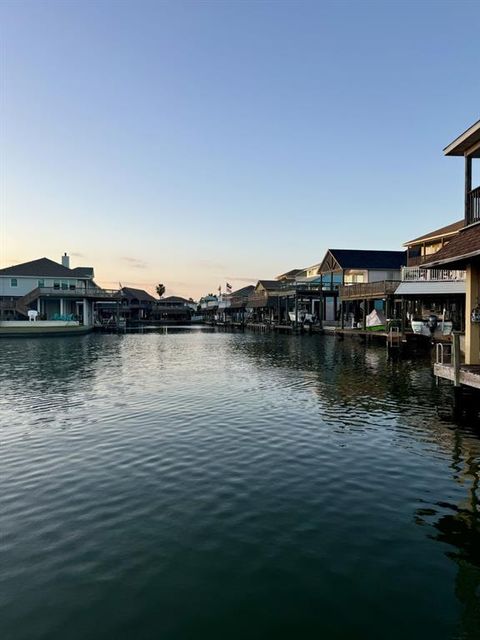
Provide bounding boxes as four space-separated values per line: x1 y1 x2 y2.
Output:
10 278 17 287
38 279 45 288
54 281 60 290
61 281 68 290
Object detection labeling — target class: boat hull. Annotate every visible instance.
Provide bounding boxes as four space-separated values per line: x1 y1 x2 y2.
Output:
0 321 92 338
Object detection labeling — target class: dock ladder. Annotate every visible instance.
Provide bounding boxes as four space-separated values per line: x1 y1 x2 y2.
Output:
387 326 402 350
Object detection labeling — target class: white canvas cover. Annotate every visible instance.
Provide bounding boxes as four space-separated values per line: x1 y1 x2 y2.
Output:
366 309 385 327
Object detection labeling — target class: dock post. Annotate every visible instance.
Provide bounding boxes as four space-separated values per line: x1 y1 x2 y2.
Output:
294 293 298 329
363 299 367 330
465 264 480 364
452 332 461 387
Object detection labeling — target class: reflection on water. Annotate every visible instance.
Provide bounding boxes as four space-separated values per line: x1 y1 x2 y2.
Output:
1 331 480 640
416 427 480 640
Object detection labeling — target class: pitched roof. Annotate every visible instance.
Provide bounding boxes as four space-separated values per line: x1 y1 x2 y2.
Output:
276 269 302 280
327 249 406 270
231 285 255 297
71 266 94 278
422 224 480 268
120 287 157 302
0 257 92 278
257 279 284 291
404 220 464 246
444 119 480 157
160 295 191 303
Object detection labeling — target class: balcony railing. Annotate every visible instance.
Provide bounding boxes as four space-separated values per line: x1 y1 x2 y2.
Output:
339 280 400 300
401 267 466 282
37 287 122 299
467 186 480 226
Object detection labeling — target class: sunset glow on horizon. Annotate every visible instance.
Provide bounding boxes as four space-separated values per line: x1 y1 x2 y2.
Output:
2 0 479 299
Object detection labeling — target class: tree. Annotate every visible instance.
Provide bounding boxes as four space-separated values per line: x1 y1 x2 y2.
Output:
156 283 166 298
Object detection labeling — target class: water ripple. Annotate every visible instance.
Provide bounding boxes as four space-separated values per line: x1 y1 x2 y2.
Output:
1 331 480 640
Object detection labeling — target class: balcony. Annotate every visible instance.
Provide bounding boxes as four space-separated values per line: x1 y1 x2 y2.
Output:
339 280 400 300
467 186 480 226
401 267 466 282
36 287 122 300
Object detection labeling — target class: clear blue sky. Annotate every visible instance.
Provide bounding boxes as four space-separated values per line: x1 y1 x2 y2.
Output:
1 0 479 297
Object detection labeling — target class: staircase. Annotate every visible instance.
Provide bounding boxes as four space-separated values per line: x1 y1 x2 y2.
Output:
5 288 41 318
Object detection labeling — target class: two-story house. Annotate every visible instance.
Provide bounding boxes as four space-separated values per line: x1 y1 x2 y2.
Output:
395 221 466 335
318 248 406 325
0 254 119 335
424 119 480 369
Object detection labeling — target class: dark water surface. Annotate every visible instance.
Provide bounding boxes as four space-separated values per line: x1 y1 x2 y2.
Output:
1 331 480 639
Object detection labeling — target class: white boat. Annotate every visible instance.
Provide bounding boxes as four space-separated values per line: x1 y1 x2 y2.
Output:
410 320 453 337
0 320 91 338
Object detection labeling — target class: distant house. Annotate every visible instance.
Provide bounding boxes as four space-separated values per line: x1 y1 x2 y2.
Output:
0 254 118 326
276 269 302 282
154 295 194 323
158 295 195 308
246 280 289 323
199 294 218 322
217 285 255 324
119 287 157 322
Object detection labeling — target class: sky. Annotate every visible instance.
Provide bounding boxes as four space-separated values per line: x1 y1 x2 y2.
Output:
1 0 479 299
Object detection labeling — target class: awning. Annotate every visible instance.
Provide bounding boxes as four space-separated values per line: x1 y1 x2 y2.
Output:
395 281 465 296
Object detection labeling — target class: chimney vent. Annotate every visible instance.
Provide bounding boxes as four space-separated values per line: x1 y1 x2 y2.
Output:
61 253 70 269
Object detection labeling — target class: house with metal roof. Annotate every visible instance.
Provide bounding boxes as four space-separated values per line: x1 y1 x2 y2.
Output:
315 248 406 325
0 253 120 335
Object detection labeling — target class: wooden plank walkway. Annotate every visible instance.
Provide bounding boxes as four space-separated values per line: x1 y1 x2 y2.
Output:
434 363 480 390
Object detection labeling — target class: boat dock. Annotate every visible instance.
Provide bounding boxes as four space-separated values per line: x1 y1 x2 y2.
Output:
434 333 480 411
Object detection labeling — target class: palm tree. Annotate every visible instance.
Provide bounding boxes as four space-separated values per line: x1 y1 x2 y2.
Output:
156 284 165 298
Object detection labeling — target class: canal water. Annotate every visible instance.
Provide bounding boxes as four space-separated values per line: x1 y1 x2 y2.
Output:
1 330 480 639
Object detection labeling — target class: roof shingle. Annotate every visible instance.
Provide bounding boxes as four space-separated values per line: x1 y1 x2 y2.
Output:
0 257 93 278
422 224 480 268
404 220 464 246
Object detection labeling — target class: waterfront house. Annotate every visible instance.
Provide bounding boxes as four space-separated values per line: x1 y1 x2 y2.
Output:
395 220 466 334
246 280 291 324
0 254 119 329
153 296 194 323
404 220 464 267
199 294 218 323
276 269 302 283
95 286 157 325
119 287 157 322
317 249 406 326
217 285 255 325
423 119 480 372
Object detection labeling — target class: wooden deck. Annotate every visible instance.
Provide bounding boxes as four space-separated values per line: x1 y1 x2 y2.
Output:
434 363 480 390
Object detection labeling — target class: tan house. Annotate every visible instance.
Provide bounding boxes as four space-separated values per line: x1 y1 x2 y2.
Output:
424 119 480 373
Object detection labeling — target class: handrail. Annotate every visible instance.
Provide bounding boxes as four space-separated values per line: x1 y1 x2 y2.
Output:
401 267 466 282
339 280 400 299
37 286 121 298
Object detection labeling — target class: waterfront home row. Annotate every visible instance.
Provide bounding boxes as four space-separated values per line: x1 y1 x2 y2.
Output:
200 219 466 336
0 256 196 331
203 118 480 391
